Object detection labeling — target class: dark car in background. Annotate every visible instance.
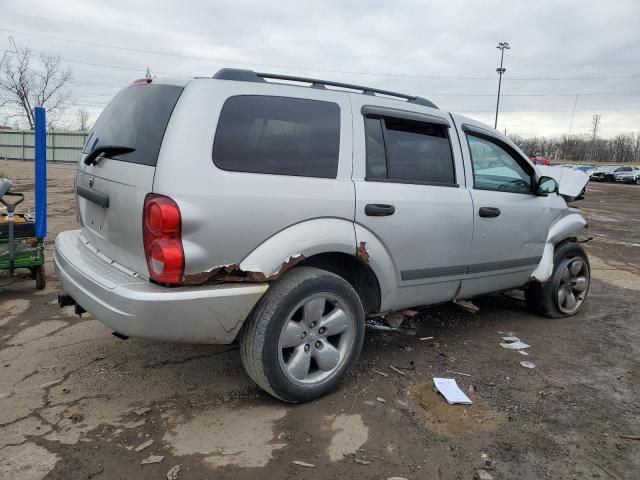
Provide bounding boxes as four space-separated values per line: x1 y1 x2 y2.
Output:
590 166 616 181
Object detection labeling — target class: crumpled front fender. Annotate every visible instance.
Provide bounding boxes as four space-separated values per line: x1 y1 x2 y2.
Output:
530 212 587 282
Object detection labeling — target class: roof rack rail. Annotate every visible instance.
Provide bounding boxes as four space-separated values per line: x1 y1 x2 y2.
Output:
212 68 438 109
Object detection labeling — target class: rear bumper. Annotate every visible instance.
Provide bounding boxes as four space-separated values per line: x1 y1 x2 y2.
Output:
54 230 268 344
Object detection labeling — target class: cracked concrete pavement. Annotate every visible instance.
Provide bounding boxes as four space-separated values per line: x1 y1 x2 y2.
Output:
1 161 639 479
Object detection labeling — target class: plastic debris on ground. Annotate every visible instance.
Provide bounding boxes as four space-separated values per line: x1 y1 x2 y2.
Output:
141 455 164 465
499 336 530 350
453 299 480 313
476 469 494 480
166 465 181 480
385 313 405 328
134 439 154 452
433 377 472 405
520 361 536 369
365 319 397 331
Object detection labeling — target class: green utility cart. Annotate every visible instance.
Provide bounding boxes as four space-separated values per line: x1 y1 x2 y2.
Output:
0 178 45 289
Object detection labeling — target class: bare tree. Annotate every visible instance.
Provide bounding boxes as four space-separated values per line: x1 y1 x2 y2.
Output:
510 132 640 163
76 107 91 131
0 46 73 129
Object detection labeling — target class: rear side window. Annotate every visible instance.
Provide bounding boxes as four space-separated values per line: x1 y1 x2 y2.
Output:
84 84 183 166
213 95 340 178
364 115 456 185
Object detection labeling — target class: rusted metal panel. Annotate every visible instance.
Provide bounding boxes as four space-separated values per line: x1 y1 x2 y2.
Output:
355 241 369 263
183 254 305 286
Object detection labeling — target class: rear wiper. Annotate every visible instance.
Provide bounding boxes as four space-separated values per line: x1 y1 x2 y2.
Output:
84 145 135 166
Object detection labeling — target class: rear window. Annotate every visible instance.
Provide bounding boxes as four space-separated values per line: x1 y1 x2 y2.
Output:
365 115 455 185
212 95 340 178
83 84 183 166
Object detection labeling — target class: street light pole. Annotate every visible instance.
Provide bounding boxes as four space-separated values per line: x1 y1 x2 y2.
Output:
495 41 510 129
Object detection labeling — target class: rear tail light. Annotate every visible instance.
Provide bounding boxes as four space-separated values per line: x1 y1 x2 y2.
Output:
143 194 184 284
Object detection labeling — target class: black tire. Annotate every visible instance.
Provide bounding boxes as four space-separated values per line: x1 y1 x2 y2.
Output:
34 265 46 290
240 266 365 403
525 241 590 318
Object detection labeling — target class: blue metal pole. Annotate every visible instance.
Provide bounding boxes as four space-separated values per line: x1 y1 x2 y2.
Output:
34 107 47 238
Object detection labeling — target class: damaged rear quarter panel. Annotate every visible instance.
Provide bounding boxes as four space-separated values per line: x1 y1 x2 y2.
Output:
152 79 356 282
183 218 357 285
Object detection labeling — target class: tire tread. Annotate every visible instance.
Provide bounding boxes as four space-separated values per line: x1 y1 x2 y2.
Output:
240 267 364 402
526 241 589 318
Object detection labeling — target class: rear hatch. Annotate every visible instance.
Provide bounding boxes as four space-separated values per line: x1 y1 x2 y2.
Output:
76 81 184 277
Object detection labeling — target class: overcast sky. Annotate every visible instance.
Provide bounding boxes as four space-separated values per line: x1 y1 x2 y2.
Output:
1 0 639 137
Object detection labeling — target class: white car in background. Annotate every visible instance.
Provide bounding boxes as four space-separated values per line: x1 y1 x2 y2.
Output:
614 166 640 183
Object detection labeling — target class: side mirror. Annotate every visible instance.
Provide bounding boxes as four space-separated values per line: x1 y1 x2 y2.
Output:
536 176 558 196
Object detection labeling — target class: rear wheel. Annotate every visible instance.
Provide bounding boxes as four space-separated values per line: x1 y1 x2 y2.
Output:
240 267 365 403
34 265 46 290
526 242 590 318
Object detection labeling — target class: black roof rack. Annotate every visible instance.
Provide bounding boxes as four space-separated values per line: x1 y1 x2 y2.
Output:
212 68 438 109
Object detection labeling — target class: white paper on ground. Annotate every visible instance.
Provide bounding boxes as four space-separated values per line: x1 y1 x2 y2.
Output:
500 341 530 350
433 377 473 405
501 336 520 342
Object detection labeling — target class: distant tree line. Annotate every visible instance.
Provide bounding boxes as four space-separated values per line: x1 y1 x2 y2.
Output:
509 133 640 164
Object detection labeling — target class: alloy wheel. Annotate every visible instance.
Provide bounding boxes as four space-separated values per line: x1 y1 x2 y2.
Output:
277 293 355 386
556 258 589 314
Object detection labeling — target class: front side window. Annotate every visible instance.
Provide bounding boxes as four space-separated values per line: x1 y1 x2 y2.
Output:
213 95 340 178
466 134 532 194
364 116 455 185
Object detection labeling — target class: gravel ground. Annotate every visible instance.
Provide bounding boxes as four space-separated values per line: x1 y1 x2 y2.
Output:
1 160 639 480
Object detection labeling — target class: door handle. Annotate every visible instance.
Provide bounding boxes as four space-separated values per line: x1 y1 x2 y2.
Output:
478 207 501 218
77 185 110 208
365 204 396 216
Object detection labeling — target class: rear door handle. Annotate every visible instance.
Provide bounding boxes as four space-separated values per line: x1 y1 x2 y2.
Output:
365 204 396 216
478 207 501 218
77 185 109 208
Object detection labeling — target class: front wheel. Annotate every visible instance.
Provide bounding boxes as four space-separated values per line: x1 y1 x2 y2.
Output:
525 242 590 318
240 267 365 403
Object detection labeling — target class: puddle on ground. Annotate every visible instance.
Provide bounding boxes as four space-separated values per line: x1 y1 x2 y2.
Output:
326 414 369 461
163 406 287 468
410 383 504 435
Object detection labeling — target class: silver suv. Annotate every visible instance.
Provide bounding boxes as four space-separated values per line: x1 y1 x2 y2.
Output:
55 68 590 402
